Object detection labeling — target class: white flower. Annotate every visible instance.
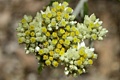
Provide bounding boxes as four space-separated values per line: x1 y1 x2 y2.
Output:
43 48 49 53
85 48 93 58
35 46 40 52
77 41 85 50
25 50 30 54
48 45 54 50
64 70 69 75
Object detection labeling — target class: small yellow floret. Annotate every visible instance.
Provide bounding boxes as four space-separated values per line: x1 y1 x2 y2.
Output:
38 49 44 55
42 14 47 19
25 30 30 36
52 61 59 67
29 25 35 30
55 48 60 53
42 27 47 33
43 55 48 60
49 57 53 61
46 32 50 37
70 32 75 36
64 39 70 45
30 37 36 43
59 50 64 56
49 51 54 56
65 25 70 31
52 32 57 37
21 18 26 23
57 44 62 48
18 37 25 43
59 29 65 34
88 59 93 65
56 16 62 21
59 39 64 44
57 12 62 16
91 34 97 40
30 32 35 36
77 60 82 66
52 39 57 45
45 60 51 66
47 13 52 18
79 47 85 55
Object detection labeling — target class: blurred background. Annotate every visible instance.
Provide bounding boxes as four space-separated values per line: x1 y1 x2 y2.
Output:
0 0 120 80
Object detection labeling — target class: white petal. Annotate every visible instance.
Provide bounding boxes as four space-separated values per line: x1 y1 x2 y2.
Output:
90 48 94 51
35 46 40 52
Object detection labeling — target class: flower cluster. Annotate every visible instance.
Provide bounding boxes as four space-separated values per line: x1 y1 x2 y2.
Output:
16 2 108 76
60 42 97 76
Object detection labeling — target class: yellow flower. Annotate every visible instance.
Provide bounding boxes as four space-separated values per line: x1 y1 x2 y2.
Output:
52 39 57 45
64 39 70 45
60 5 65 11
73 37 80 43
51 8 56 12
78 69 83 74
56 5 61 10
18 37 25 43
77 60 82 66
70 32 75 36
65 25 70 31
30 37 36 43
80 57 85 62
49 57 53 61
89 22 94 28
57 43 62 48
59 39 64 44
91 34 97 40
75 30 80 36
61 47 65 52
71 26 76 31
64 13 69 20
42 27 47 33
66 7 73 13
38 49 44 55
61 20 67 26
55 48 60 53
59 50 64 56
52 2 59 7
57 12 62 16
83 53 87 58
29 25 35 30
49 51 54 56
43 55 48 60
62 34 67 39
52 61 59 67
59 29 65 34
79 47 85 55
25 30 30 36
88 59 93 65
43 41 49 47
52 32 57 37
56 16 61 21
51 21 56 26
21 18 26 23
45 60 51 66
46 32 50 37
42 14 47 19
47 13 52 18
30 32 35 36
62 2 68 7
72 45 78 48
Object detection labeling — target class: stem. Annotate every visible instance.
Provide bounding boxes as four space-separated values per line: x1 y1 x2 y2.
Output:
73 0 88 17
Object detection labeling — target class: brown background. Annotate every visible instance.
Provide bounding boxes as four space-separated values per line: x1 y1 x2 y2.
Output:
0 0 120 80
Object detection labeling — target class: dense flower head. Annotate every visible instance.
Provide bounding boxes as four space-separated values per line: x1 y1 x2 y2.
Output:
16 1 108 76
